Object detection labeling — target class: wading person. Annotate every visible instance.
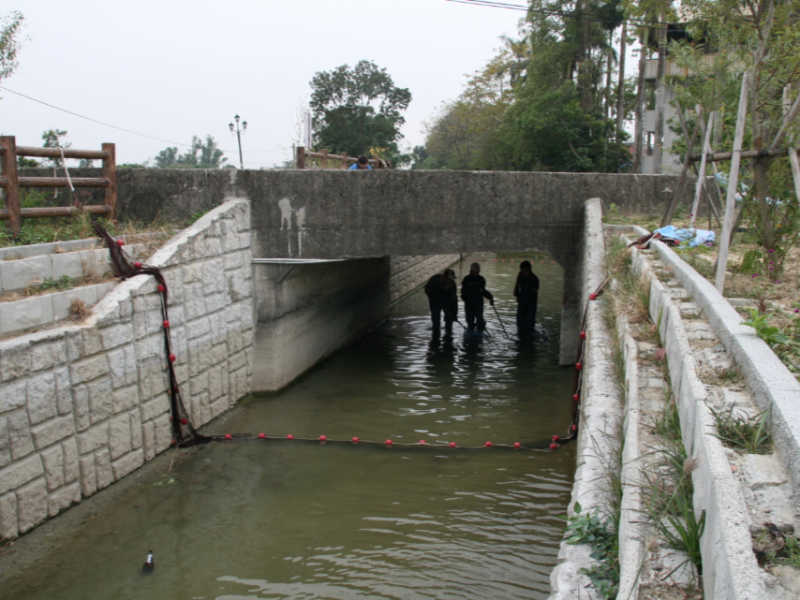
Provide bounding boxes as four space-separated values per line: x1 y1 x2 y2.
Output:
461 262 494 332
348 155 372 170
424 269 458 336
513 260 539 337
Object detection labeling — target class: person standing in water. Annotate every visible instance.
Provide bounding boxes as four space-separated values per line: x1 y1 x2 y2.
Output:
514 260 539 337
424 269 458 336
461 262 494 332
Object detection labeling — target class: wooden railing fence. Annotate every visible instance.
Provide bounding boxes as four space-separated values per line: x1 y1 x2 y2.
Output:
295 146 386 169
0 135 117 237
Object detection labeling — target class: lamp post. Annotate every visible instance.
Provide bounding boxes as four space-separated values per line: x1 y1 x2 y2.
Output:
229 114 247 169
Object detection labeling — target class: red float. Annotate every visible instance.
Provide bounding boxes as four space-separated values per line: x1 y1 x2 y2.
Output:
134 261 142 269
419 440 426 445
573 394 579 402
352 437 359 443
116 239 124 246
580 331 586 339
224 434 232 439
589 293 597 300
552 435 560 442
158 285 165 293
168 354 176 362
319 435 327 442
163 321 170 328
258 433 266 439
179 418 188 425
575 362 582 370
549 443 558 450
449 442 456 448
386 439 393 446
485 441 492 448
572 424 578 432
513 442 521 448
287 434 294 440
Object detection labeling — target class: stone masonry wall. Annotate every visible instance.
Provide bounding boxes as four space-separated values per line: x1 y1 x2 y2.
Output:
0 198 253 540
389 255 460 304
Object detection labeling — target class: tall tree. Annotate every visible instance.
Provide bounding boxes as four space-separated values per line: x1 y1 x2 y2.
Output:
41 129 70 168
309 60 411 160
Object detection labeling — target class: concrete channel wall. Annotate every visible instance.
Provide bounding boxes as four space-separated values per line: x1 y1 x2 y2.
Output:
0 198 255 540
0 195 461 538
549 198 621 599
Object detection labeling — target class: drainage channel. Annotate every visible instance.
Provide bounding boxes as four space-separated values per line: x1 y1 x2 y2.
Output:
1 252 576 600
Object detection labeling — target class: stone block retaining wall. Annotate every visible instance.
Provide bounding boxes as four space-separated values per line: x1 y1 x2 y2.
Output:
389 255 460 304
0 198 254 540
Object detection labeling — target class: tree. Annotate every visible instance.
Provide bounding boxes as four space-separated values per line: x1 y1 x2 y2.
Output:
0 10 23 93
152 136 227 168
667 0 800 272
41 129 70 168
309 60 411 161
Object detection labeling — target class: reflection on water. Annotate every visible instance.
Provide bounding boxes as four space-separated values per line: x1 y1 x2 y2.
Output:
3 253 575 600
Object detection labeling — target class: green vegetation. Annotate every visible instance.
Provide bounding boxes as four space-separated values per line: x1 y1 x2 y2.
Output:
741 307 800 376
0 10 23 88
562 502 620 599
309 60 411 165
0 190 180 249
644 397 706 584
760 530 800 569
710 405 771 454
153 135 227 169
38 275 74 292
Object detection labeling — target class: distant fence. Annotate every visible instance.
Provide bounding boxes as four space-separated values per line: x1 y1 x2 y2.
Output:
295 146 389 169
0 135 117 237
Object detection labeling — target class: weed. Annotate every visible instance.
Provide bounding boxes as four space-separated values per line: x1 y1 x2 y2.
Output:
69 299 90 322
710 405 771 454
741 308 800 376
757 529 800 569
562 501 619 599
652 398 682 443
41 275 74 291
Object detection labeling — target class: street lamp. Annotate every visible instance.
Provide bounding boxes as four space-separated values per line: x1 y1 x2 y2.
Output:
229 114 247 169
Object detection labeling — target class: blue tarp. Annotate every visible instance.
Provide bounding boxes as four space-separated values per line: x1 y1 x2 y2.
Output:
654 226 715 247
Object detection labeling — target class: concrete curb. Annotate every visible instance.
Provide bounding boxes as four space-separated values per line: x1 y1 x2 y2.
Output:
627 225 800 502
626 235 767 599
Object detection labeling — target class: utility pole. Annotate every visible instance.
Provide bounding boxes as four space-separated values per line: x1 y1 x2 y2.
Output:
229 114 247 169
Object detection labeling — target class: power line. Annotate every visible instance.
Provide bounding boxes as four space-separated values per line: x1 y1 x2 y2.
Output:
0 85 291 155
444 0 670 31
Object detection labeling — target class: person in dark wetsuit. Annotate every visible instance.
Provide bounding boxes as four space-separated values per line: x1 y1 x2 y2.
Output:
461 262 494 331
513 260 539 337
424 269 458 336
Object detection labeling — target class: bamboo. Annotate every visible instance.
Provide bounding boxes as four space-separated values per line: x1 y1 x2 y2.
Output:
19 177 110 188
615 20 627 144
0 135 20 237
0 205 112 220
690 111 715 229
715 74 750 293
689 148 787 162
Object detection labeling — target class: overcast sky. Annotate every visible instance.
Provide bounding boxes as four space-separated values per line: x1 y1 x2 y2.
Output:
0 0 538 168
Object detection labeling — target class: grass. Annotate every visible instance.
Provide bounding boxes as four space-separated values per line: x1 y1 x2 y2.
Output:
710 405 771 454
1 190 186 249
563 502 620 599
763 531 800 569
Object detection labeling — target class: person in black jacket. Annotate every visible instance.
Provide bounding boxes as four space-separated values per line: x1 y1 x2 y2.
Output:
514 260 539 337
461 262 494 331
424 269 458 336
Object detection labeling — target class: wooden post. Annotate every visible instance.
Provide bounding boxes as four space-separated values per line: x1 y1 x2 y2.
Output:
661 107 701 227
690 111 715 229
102 143 117 221
715 74 750 293
296 146 306 169
783 85 800 207
632 32 647 173
652 15 667 174
615 20 627 144
339 152 348 169
321 149 328 169
0 136 20 237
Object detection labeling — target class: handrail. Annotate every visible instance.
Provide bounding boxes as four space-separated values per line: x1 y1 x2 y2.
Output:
0 136 117 237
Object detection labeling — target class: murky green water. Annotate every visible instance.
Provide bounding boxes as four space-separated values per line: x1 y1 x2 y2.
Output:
5 253 575 600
